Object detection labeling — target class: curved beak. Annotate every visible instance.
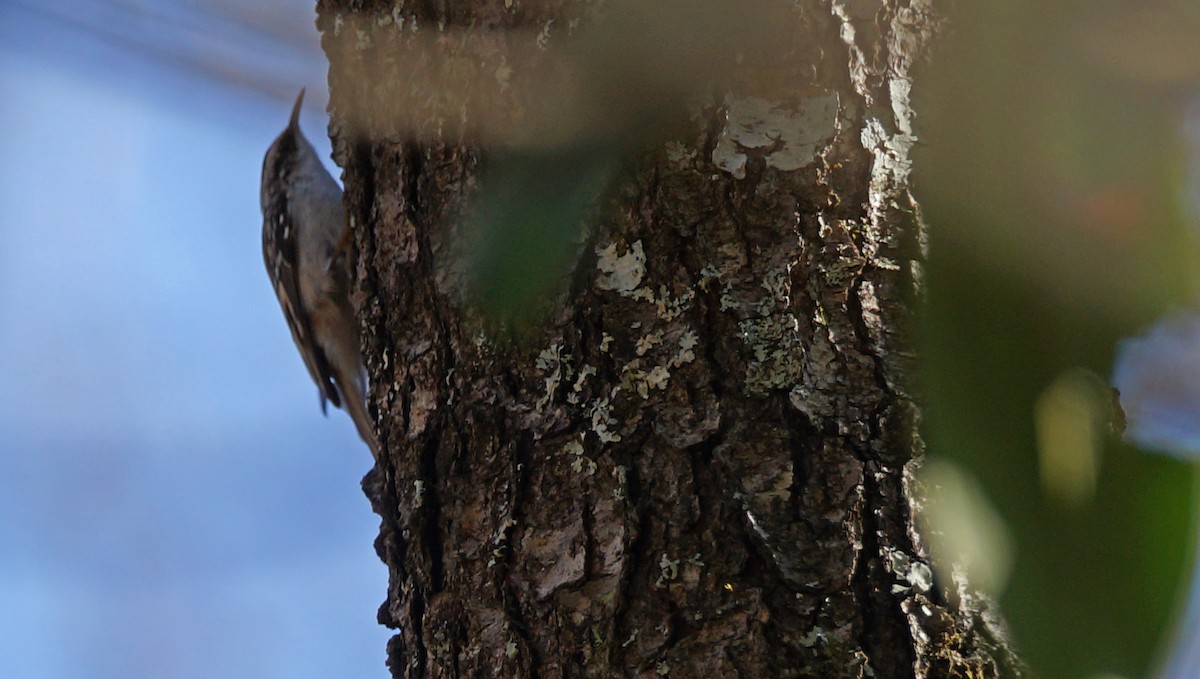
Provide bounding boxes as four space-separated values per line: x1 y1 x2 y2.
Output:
288 88 305 131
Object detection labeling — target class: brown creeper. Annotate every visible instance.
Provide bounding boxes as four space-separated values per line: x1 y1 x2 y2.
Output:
260 89 380 461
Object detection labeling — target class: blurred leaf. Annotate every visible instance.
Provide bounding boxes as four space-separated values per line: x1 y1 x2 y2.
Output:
920 459 1016 596
1034 369 1111 509
465 143 621 323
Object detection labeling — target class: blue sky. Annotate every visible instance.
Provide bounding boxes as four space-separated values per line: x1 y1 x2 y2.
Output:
0 3 391 677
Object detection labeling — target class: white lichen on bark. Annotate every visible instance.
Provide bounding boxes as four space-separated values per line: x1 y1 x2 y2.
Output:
711 93 840 179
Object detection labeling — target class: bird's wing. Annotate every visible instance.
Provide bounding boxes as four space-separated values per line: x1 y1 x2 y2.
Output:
262 183 342 413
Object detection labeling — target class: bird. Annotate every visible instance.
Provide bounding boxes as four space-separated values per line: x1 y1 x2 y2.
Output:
260 88 381 462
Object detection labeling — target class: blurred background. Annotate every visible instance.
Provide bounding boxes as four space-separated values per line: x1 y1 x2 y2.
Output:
4 1 1200 679
0 1 390 677
918 3 1200 678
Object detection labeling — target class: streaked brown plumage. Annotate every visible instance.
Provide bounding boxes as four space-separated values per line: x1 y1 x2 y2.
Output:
260 89 380 461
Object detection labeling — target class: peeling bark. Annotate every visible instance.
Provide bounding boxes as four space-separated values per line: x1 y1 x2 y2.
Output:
317 0 1021 677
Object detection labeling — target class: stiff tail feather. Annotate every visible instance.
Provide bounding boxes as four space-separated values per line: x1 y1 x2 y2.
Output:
335 368 381 463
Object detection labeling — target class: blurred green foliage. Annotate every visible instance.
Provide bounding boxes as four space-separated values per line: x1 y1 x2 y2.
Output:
466 144 620 322
918 1 1200 676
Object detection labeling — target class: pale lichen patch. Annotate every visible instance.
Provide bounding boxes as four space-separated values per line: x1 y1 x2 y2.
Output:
712 93 840 179
495 59 513 91
590 396 622 443
536 19 554 50
595 240 646 294
665 140 694 163
886 548 934 594
644 365 671 391
616 359 654 399
563 437 597 476
612 464 628 501
535 342 564 410
655 553 681 587
408 386 439 438
615 324 698 400
654 285 694 322
487 516 517 568
635 331 662 356
799 627 828 648
759 266 792 313
567 364 596 405
738 314 807 394
674 329 699 367
621 628 639 648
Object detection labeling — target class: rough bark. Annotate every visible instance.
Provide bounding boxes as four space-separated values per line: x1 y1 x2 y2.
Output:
317 1 1020 677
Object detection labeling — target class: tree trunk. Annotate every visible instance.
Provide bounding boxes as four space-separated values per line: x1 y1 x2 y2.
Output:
316 1 1020 677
